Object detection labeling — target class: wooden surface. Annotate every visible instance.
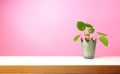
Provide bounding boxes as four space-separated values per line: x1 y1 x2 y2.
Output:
0 66 120 74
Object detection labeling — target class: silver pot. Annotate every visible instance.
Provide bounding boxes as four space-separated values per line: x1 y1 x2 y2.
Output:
81 38 96 59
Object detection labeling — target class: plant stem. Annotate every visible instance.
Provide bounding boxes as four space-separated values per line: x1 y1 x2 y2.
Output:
84 32 86 38
88 33 90 40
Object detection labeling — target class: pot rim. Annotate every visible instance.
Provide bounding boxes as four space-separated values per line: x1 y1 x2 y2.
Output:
81 38 97 42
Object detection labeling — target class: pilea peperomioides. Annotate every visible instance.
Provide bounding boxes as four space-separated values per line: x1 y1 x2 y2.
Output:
73 21 108 46
73 21 109 59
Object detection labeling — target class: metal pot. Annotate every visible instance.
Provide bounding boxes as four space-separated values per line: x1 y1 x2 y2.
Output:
81 38 96 59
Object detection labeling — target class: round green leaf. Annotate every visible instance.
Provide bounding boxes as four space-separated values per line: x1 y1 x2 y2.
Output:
88 28 95 33
77 21 86 31
99 36 108 46
73 35 80 42
85 23 93 28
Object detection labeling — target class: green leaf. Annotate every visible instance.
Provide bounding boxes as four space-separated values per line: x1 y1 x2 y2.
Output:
77 21 86 31
97 32 107 36
88 28 95 33
73 35 80 42
99 36 108 46
85 23 93 28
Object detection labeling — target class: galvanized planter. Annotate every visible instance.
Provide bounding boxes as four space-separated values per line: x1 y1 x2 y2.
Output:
81 38 96 59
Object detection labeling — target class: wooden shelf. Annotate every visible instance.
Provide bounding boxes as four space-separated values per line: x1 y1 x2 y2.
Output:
0 56 120 65
0 66 120 74
0 56 120 74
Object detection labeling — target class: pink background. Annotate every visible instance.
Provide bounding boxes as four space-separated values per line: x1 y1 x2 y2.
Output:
0 0 120 56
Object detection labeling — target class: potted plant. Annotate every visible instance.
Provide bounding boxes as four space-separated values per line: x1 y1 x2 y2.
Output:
73 21 109 59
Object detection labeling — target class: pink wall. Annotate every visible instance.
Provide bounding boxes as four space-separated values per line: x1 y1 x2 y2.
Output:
0 0 120 56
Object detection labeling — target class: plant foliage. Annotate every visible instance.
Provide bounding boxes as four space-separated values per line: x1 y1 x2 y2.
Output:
73 21 109 46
